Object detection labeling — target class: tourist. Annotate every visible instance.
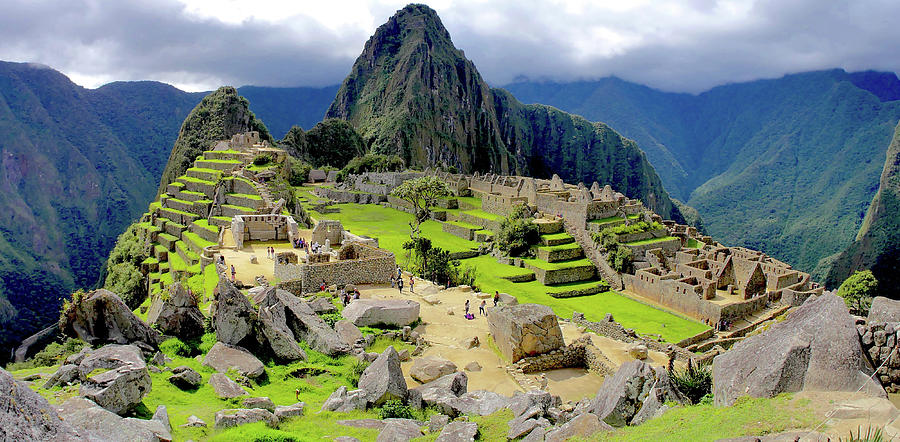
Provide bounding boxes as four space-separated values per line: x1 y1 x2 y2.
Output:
464 299 470 316
479 300 486 316
353 289 360 300
539 373 548 390
320 282 326 292
397 266 402 279
398 277 404 293
230 265 236 280
409 276 415 293
390 275 395 288
493 291 500 307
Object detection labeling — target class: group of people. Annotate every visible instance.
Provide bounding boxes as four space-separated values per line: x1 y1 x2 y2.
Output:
292 236 306 249
462 291 502 320
391 267 416 293
265 246 277 260
339 287 361 306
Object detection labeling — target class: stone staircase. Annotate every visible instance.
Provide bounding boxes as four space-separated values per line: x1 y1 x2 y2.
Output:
563 218 623 290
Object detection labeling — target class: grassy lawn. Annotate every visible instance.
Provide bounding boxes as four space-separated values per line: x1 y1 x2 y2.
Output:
444 220 482 230
541 232 573 242
624 236 678 246
686 238 704 248
590 213 639 224
537 242 583 252
456 195 482 208
521 257 594 270
463 209 504 221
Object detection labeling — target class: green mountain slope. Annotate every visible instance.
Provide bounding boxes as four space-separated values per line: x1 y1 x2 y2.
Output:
326 4 682 221
505 71 900 279
826 121 900 294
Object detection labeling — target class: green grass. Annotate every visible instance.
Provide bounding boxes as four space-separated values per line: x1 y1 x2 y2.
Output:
604 394 816 441
226 192 262 200
187 167 222 177
183 231 217 250
590 214 639 224
161 206 198 219
686 238 704 248
624 236 678 246
541 232 572 242
521 257 594 270
537 242 583 252
444 220 482 230
456 195 482 209
198 158 242 165
368 337 416 354
158 232 179 243
222 204 256 213
463 209 503 221
192 219 220 234
180 190 207 198
179 176 217 186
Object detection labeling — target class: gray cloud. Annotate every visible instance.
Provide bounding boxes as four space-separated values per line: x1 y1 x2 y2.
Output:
0 0 898 93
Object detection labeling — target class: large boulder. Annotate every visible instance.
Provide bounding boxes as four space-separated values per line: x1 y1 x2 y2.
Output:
713 293 883 406
57 397 170 441
214 408 279 429
212 274 257 346
545 412 612 442
408 371 468 415
590 359 684 427
358 346 408 406
410 357 458 384
59 289 161 348
203 342 265 379
0 367 84 441
309 297 338 314
440 390 510 417
78 344 152 415
342 299 421 328
869 296 900 323
436 421 478 442
265 290 349 356
335 319 364 346
258 302 307 361
147 283 205 340
487 303 564 362
168 366 202 390
209 373 249 399
320 386 367 412
377 419 422 442
43 364 81 389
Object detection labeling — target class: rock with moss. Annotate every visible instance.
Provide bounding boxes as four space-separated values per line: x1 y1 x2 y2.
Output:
59 289 161 349
212 273 257 347
203 342 265 379
358 346 408 407
147 282 205 340
214 408 279 429
77 344 152 415
0 367 84 441
208 372 249 399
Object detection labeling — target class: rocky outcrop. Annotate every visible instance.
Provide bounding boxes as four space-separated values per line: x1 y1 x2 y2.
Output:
258 302 307 361
321 386 367 412
377 419 423 442
342 299 420 328
168 366 202 390
147 283 205 340
265 289 349 356
545 413 612 442
358 346 408 406
57 397 171 442
713 293 883 406
590 359 684 427
242 397 276 412
0 367 84 441
214 408 279 429
78 344 152 415
487 303 564 362
209 373 249 399
212 274 257 347
308 297 338 314
408 371 468 415
203 342 265 379
335 319 364 346
59 289 161 349
410 357 458 384
436 421 477 442
869 297 900 323
44 364 81 389
275 402 305 420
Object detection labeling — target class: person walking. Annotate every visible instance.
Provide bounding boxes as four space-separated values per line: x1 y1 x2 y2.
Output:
409 276 415 293
390 275 396 288
464 299 470 316
398 277 404 293
479 300 486 316
493 291 500 307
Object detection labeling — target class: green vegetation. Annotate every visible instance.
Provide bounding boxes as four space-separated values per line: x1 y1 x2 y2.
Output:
390 175 452 234
103 225 149 309
837 270 878 315
338 153 405 181
496 205 541 257
624 236 678 246
668 360 713 405
279 119 366 168
5 338 86 371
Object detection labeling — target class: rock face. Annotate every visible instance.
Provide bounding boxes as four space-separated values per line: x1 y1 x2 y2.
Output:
264 289 349 356
209 373 249 399
335 319 364 346
342 299 421 328
78 344 152 415
59 289 162 348
545 413 612 442
436 421 478 442
57 397 171 442
213 274 257 346
308 297 338 314
377 419 423 442
258 302 307 361
487 303 564 362
869 297 900 323
713 293 883 406
320 386 367 412
408 371 468 415
214 408 279 429
168 366 202 390
410 357 458 384
590 359 684 427
0 367 83 441
358 346 408 406
147 283 205 340
274 402 305 420
203 342 265 379
44 364 81 389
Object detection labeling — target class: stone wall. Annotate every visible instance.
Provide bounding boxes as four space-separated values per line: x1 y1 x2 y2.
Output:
859 321 900 393
512 335 615 376
230 214 299 249
528 264 595 285
274 244 396 293
315 187 386 204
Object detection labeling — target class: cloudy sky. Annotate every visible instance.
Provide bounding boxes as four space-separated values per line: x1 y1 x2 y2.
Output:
1 0 898 93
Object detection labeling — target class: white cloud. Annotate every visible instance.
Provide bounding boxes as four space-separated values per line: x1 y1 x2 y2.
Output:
0 0 897 92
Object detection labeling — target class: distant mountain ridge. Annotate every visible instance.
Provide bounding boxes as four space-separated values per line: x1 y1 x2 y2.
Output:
504 70 900 280
325 4 682 221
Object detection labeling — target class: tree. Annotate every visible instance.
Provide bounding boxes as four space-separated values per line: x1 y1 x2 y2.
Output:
390 176 451 236
496 205 540 257
608 245 634 273
837 270 878 315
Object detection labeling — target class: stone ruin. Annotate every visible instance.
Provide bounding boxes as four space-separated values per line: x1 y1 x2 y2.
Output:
231 214 300 249
311 220 344 247
275 242 396 293
487 303 565 362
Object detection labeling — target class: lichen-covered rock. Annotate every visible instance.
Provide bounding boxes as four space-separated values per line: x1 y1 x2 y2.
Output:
436 421 478 442
258 302 307 361
408 371 468 414
57 397 171 441
203 342 265 378
440 390 510 416
410 357 458 384
43 364 81 389
0 367 83 441
320 386 367 412
308 296 338 314
214 408 279 429
78 344 152 415
376 419 423 442
713 293 884 406
589 359 683 427
342 299 420 328
335 319 364 346
266 290 349 356
358 346 408 406
274 402 305 421
59 289 161 348
181 415 207 428
168 366 202 390
242 397 275 412
869 297 900 323
212 274 256 346
147 282 205 340
487 303 564 362
545 412 612 442
209 373 249 399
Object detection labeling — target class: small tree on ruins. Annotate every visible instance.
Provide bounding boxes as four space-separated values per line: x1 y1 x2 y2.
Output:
390 176 451 237
837 270 878 316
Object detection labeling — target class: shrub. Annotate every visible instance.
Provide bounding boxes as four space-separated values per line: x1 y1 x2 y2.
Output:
379 399 414 419
608 246 635 273
497 205 540 257
198 332 217 354
6 338 86 371
348 360 369 387
845 425 885 442
338 153 405 181
160 337 192 357
669 359 713 405
287 157 311 186
837 270 878 316
320 312 343 327
253 154 272 166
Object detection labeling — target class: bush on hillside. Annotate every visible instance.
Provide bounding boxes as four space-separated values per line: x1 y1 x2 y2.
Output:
497 205 540 257
669 359 713 405
608 246 635 273
378 399 415 420
338 153 405 181
103 226 148 309
5 337 86 371
837 270 878 316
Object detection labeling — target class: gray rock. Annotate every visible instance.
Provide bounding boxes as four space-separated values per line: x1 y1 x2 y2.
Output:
59 289 162 348
43 364 81 389
377 419 422 442
498 293 518 306
358 346 408 406
214 408 279 429
522 427 546 442
203 342 265 378
0 367 83 441
335 319 364 346
410 357 458 384
78 344 151 415
444 390 510 416
545 412 612 442
147 282 205 340
213 273 257 346
274 402 305 420
464 361 482 372
168 366 202 390
209 372 250 399
320 386 367 412
180 415 207 428
508 390 553 418
258 302 307 361
428 414 450 433
334 438 360 442
487 304 564 362
508 418 542 439
57 397 170 441
869 297 900 323
337 418 388 430
65 347 91 365
242 396 276 412
309 296 338 314
342 299 421 328
268 290 349 356
436 421 478 442
152 404 171 433
713 293 884 406
408 371 468 414
590 359 683 427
